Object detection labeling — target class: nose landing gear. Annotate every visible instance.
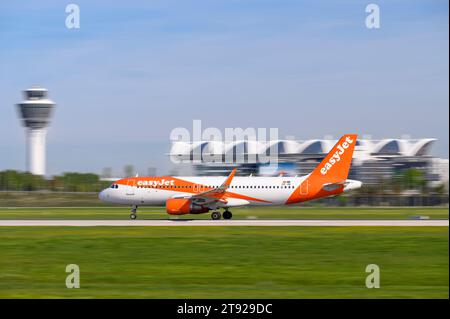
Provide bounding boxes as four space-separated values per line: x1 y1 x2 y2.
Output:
130 205 138 220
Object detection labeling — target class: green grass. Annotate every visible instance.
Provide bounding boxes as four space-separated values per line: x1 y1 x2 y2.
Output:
0 206 447 220
0 226 447 298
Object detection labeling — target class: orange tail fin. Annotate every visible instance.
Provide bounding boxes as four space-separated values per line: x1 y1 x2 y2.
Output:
286 134 357 204
311 134 358 185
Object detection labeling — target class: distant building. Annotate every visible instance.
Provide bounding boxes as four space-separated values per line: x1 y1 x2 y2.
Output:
429 158 449 189
169 138 448 189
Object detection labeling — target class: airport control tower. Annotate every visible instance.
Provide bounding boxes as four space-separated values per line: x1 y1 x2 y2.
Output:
16 86 56 176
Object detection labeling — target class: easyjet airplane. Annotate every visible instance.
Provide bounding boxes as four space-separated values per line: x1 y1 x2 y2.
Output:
99 134 362 220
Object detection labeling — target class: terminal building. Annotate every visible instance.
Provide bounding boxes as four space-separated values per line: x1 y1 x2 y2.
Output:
169 138 449 192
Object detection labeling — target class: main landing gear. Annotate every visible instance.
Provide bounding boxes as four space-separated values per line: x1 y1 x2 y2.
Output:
210 209 233 220
211 211 221 220
223 210 233 220
130 205 138 220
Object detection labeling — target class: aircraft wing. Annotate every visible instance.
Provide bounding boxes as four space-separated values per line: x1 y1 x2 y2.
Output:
172 169 237 206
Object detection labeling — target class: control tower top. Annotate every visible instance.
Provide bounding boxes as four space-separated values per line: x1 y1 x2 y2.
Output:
23 86 48 99
16 86 55 130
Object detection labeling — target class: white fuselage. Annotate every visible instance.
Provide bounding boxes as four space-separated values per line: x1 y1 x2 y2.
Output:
99 175 361 208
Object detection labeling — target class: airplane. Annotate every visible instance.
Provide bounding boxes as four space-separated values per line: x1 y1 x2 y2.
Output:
98 134 362 220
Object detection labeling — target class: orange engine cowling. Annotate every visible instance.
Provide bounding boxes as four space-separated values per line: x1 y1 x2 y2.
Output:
166 198 210 215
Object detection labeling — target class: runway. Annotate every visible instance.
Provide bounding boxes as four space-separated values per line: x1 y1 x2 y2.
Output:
0 220 447 226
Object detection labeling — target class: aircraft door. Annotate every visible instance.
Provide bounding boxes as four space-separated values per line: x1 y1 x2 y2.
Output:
300 180 309 196
126 179 135 196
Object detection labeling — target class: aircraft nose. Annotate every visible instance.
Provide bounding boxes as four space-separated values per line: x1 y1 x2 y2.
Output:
98 189 108 201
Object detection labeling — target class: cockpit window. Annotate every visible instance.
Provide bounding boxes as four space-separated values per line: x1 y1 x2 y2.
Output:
110 184 119 189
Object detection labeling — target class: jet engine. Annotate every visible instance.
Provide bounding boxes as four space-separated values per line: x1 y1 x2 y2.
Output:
166 198 209 215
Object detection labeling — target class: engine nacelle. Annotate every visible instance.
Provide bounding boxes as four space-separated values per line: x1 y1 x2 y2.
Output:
166 198 209 215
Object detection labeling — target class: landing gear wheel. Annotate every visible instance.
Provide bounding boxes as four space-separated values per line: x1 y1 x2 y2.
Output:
130 205 138 220
223 210 232 220
211 211 222 220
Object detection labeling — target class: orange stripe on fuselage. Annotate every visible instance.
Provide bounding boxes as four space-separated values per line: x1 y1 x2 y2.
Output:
115 176 271 204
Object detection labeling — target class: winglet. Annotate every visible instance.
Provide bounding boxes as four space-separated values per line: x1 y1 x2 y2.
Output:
221 168 237 189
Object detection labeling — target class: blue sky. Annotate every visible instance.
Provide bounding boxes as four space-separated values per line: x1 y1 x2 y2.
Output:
0 0 448 176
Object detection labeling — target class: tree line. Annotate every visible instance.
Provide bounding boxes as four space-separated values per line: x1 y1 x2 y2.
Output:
0 170 110 192
0 168 445 195
358 168 447 196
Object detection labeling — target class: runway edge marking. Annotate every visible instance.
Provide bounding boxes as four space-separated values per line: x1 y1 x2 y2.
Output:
0 220 448 227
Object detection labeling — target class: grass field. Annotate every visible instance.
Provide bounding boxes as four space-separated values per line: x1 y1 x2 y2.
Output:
0 226 447 298
0 206 448 220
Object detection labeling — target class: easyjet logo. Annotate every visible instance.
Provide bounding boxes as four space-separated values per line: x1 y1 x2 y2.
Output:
137 179 175 187
320 136 354 175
